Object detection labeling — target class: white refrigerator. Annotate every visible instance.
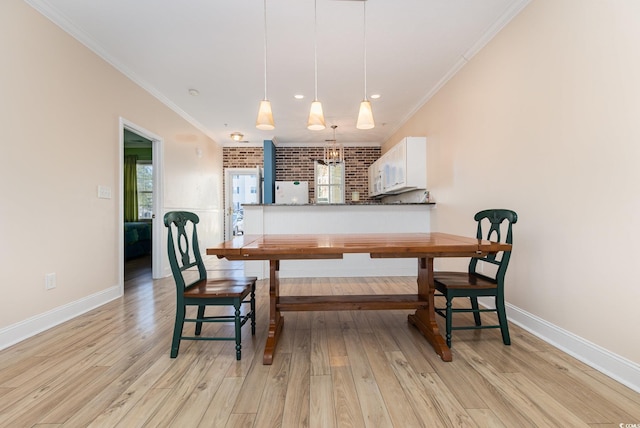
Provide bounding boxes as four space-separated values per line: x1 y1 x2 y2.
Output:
275 181 309 204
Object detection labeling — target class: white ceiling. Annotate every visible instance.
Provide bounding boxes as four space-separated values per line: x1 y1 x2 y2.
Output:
27 0 530 147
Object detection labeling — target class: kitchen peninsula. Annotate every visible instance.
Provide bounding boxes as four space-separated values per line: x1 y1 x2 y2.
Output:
242 202 435 279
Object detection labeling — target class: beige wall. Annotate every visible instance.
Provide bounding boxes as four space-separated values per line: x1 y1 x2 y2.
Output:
387 0 640 364
0 1 223 330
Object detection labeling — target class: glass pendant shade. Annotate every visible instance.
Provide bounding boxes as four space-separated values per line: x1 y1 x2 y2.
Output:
356 100 375 130
307 100 326 130
256 99 275 130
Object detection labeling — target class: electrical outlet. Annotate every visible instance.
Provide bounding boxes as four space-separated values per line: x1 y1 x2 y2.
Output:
45 273 56 290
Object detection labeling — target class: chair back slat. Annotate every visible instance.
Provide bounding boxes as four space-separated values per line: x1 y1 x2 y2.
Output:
164 211 206 291
469 209 518 283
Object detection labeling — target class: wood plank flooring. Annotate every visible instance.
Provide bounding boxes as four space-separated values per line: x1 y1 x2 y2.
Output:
0 257 638 427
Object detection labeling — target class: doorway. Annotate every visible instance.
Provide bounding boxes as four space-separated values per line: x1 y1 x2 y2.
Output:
119 118 164 294
224 167 261 239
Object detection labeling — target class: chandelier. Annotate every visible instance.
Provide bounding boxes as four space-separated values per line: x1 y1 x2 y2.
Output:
324 125 344 164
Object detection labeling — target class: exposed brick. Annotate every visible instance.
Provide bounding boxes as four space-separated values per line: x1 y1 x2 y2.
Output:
223 145 381 203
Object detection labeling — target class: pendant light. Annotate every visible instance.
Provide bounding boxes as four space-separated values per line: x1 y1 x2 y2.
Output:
256 0 275 130
324 125 344 164
356 1 375 130
307 0 326 131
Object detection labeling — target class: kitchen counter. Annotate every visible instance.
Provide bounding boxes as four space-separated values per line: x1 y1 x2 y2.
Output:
242 203 435 279
245 202 434 206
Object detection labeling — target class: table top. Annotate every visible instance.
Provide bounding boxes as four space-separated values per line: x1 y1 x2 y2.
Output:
206 232 511 260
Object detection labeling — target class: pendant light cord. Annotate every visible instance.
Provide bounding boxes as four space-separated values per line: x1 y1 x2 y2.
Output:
313 0 318 101
263 0 268 100
362 1 367 100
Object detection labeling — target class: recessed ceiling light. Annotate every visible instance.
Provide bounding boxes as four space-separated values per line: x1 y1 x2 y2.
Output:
294 94 304 99
188 88 200 96
370 94 381 99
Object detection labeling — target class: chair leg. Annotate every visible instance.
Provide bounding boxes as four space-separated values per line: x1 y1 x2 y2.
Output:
445 298 453 348
496 296 511 345
234 301 242 360
171 305 185 358
250 283 256 335
470 297 482 326
195 305 205 335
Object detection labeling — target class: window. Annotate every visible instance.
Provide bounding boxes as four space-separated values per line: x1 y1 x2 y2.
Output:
136 162 153 219
315 161 344 204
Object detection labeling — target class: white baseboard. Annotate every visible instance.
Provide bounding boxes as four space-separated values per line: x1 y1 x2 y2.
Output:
6 284 636 395
478 297 640 393
0 286 121 351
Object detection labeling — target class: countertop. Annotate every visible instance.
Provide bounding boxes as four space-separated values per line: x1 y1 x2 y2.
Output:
244 202 435 206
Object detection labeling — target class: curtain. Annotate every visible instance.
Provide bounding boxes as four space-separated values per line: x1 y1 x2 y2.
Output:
124 155 138 222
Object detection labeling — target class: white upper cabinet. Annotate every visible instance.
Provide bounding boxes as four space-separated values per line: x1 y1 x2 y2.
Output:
369 158 383 197
369 137 426 196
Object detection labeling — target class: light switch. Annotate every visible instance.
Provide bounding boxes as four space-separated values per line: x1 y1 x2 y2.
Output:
97 185 112 199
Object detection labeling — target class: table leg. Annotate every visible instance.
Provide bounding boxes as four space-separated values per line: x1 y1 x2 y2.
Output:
407 257 452 362
264 259 284 365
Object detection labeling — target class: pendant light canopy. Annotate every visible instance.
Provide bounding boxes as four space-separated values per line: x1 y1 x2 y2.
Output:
307 0 326 131
256 0 275 130
356 1 375 130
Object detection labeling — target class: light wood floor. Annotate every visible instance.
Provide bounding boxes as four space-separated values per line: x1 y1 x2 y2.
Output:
1 258 638 427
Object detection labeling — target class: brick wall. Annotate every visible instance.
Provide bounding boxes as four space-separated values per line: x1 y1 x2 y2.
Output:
223 145 381 202
223 146 264 169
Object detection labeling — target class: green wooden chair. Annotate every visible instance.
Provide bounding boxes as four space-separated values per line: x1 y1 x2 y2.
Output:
434 209 518 348
164 211 256 360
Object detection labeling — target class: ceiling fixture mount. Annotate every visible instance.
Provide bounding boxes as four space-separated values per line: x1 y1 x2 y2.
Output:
324 125 344 164
256 0 275 130
356 1 375 130
230 132 244 141
188 88 199 96
307 0 326 131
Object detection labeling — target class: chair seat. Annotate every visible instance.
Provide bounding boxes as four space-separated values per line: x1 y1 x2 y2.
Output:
434 271 497 290
184 279 253 299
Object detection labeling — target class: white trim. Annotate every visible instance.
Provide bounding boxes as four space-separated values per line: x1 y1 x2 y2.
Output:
0 286 120 351
223 141 383 148
120 118 165 281
275 141 381 148
385 0 533 142
25 0 214 143
462 0 532 60
478 297 640 393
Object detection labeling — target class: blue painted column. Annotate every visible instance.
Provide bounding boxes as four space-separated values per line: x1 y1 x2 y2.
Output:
263 140 276 203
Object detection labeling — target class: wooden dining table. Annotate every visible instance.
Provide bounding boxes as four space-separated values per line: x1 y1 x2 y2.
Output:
206 232 511 365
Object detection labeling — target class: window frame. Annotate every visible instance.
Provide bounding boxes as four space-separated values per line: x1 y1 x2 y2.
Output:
314 160 345 204
136 160 153 220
